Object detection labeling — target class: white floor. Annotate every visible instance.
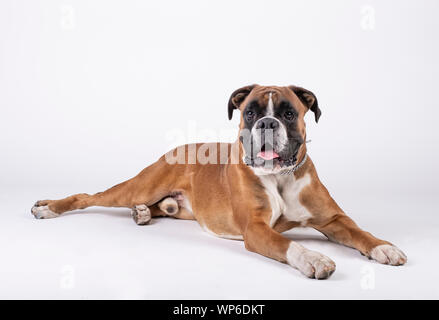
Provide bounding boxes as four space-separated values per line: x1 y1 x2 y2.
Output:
1 188 437 300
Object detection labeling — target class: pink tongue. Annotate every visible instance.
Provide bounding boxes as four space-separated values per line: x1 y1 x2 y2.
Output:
257 150 280 161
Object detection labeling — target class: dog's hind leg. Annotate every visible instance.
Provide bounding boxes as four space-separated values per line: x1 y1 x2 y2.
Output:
31 157 184 222
31 180 141 220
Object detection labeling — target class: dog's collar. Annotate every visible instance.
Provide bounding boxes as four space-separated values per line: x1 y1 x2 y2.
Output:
279 153 308 175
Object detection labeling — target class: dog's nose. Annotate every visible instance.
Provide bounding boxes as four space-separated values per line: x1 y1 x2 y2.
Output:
256 118 279 130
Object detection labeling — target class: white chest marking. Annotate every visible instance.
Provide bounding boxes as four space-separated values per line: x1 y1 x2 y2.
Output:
257 173 313 227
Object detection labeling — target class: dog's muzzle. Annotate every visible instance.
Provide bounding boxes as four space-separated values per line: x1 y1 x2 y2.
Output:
240 117 302 170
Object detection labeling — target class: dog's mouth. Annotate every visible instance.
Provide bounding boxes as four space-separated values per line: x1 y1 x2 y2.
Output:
247 144 298 170
256 144 280 161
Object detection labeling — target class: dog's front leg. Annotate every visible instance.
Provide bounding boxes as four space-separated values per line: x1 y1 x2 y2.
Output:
310 213 407 265
244 218 336 279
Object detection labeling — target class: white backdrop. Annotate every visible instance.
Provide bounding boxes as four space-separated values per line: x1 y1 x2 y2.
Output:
1 0 438 299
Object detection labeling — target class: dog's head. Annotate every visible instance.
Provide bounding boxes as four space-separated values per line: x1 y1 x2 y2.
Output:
228 84 321 174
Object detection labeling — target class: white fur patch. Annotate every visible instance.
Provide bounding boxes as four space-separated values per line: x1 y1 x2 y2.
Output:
256 173 313 227
31 205 59 219
286 242 336 279
267 92 274 116
370 244 407 266
258 174 285 226
282 174 313 225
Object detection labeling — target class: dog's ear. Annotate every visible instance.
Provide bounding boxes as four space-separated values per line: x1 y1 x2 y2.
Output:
228 84 257 120
288 85 321 123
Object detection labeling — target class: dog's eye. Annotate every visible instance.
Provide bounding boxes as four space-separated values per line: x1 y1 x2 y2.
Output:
284 111 295 120
246 110 255 120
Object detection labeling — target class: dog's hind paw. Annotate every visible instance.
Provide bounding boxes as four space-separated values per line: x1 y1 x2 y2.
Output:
131 204 152 225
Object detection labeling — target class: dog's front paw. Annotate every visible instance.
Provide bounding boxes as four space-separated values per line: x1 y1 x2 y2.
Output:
131 204 151 225
370 244 407 266
287 243 336 279
31 201 59 219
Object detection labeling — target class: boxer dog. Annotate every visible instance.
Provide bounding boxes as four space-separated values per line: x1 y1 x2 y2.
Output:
31 85 407 279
